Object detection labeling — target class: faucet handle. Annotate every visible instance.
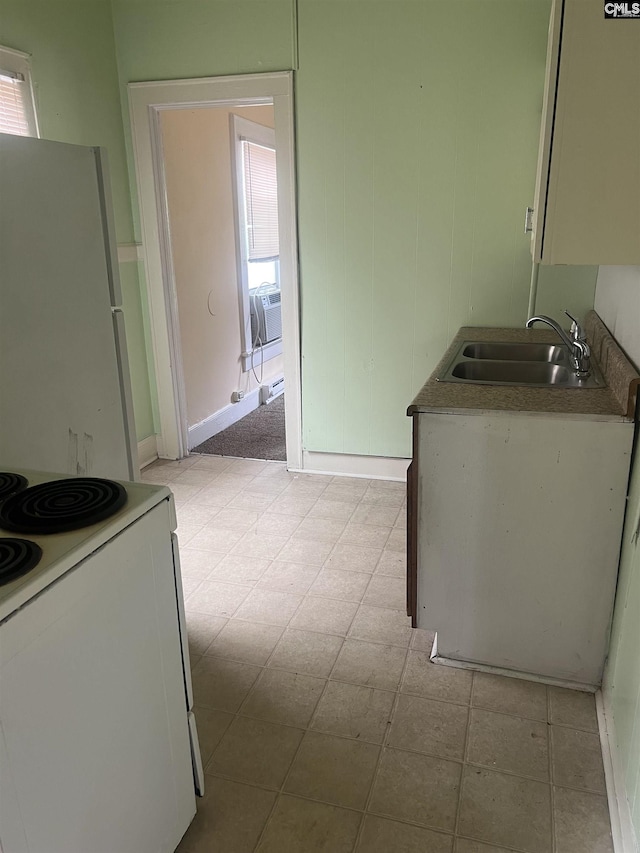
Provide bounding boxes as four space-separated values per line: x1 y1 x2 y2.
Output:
564 310 584 340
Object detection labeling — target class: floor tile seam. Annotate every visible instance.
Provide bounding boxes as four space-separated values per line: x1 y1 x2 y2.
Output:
546 719 600 735
202 519 262 535
550 780 610 797
271 788 371 817
320 560 379 575
463 759 550 785
354 644 411 849
205 572 262 588
305 580 375 606
248 705 369 850
306 588 362 641
233 652 328 721
250 611 344 677
365 803 455 838
397 686 472 710
185 576 256 594
228 616 349 643
185 605 234 622
256 581 323 597
454 671 476 836
547 687 558 853
303 662 349 743
453 770 551 853
274 730 382 815
461 758 555 787
453 829 537 853
289 531 351 547
346 630 412 649
362 812 456 842
547 734 607 792
236 580 310 635
325 660 406 694
240 486 287 499
468 703 550 725
202 718 307 782
338 532 394 551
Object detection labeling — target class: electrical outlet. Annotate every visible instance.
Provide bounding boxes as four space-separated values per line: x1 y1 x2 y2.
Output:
231 390 244 403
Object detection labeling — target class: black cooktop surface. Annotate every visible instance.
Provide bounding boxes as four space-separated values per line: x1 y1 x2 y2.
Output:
0 477 127 535
0 538 43 586
0 472 29 503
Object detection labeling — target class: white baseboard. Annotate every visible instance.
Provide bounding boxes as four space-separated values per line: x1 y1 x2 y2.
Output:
297 450 410 481
137 434 158 469
597 690 639 853
188 388 261 450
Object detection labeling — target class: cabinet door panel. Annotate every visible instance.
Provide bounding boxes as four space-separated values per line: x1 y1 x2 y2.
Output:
533 0 640 265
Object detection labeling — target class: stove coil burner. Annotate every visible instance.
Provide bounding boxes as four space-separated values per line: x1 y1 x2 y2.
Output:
0 538 43 586
0 473 29 503
0 478 127 534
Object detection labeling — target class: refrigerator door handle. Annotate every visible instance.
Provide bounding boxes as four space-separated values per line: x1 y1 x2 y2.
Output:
93 147 123 308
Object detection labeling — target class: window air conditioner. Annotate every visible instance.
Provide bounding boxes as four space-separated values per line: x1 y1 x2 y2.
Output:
250 287 282 345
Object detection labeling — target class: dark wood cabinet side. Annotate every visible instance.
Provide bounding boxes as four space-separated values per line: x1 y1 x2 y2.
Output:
406 415 418 626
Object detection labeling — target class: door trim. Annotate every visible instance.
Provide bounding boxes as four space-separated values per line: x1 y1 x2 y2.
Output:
128 72 302 468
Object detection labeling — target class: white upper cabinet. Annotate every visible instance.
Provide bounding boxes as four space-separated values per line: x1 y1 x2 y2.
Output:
531 0 640 265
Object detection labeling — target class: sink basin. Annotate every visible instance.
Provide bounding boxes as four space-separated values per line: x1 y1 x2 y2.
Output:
462 342 567 363
451 361 571 385
436 339 604 388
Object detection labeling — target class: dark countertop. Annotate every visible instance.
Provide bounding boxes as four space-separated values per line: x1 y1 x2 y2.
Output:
408 315 639 420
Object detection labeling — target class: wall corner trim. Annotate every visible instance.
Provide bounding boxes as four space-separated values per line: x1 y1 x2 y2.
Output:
137 434 159 470
596 690 640 853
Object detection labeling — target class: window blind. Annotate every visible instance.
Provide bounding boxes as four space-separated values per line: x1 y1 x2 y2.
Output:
242 140 279 261
0 71 32 136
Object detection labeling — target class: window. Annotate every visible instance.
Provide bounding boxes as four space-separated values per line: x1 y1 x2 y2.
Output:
0 46 38 137
231 114 281 371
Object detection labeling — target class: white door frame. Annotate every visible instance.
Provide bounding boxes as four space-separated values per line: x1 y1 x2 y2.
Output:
128 72 302 468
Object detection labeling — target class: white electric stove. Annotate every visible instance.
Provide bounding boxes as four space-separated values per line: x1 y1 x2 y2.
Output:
0 470 203 853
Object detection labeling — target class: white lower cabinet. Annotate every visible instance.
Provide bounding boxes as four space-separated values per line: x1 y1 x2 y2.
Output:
412 412 633 687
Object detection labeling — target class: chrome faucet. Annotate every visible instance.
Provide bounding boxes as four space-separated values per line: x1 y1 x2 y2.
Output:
526 311 591 378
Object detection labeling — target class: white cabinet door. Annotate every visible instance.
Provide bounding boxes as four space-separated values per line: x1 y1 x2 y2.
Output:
532 0 640 265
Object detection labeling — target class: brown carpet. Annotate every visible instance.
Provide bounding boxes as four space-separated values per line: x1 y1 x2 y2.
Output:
192 395 286 461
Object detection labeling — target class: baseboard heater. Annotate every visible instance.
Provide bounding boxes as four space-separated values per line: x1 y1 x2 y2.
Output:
260 375 285 405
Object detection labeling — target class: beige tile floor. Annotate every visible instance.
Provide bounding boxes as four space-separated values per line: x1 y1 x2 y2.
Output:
142 455 614 853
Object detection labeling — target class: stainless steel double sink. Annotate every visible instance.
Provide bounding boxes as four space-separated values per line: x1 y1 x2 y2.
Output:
437 341 603 388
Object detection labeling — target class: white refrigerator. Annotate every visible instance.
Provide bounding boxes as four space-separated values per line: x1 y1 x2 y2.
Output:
0 133 139 480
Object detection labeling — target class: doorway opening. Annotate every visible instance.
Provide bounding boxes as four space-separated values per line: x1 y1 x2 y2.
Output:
128 73 302 468
158 104 286 461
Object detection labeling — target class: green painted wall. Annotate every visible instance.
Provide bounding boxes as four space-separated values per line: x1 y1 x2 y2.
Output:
606 450 640 836
535 265 598 328
119 259 157 439
110 0 296 239
296 0 597 457
1 0 133 241
0 0 155 441
5 0 598 458
597 267 640 839
113 0 595 459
